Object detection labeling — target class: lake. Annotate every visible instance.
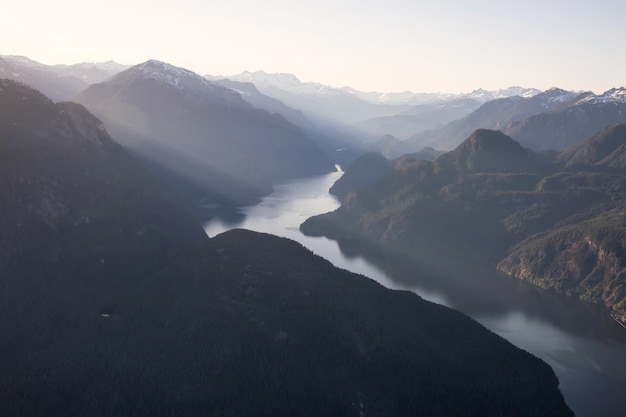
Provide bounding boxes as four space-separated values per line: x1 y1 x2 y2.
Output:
204 171 626 417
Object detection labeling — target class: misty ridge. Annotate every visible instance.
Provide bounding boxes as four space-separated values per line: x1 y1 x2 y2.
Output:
2 53 626 416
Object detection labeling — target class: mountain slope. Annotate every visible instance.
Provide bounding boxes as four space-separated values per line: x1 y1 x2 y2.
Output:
506 88 626 150
77 60 335 205
223 70 411 125
557 123 626 169
0 79 573 416
356 98 482 140
302 128 626 323
406 88 583 151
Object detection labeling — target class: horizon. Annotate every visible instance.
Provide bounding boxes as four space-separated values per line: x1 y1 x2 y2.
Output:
4 53 622 98
2 0 625 95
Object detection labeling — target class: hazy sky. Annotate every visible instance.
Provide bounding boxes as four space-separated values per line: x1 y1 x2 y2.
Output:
2 0 625 93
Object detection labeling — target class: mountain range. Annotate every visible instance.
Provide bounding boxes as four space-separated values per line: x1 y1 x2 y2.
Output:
76 60 336 206
0 55 127 101
405 87 626 152
0 78 574 416
301 126 626 325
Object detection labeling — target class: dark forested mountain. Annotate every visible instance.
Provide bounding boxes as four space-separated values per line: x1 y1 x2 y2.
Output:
330 152 392 199
302 127 626 324
77 60 335 205
405 88 626 153
0 55 88 101
0 79 573 416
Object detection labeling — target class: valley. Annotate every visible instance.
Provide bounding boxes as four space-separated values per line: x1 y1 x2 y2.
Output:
3 52 626 416
204 171 626 417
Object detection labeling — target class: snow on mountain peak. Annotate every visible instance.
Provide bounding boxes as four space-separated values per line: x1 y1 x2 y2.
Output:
538 88 579 107
125 60 238 97
134 60 204 85
574 87 626 105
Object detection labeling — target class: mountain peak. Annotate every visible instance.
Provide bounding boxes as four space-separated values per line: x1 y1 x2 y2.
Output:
574 87 626 105
463 129 525 152
438 129 534 173
109 60 238 99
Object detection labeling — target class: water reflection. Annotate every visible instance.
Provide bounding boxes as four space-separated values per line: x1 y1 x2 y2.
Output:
204 171 626 417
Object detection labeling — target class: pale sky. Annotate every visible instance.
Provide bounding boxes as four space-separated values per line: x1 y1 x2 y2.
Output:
2 0 625 94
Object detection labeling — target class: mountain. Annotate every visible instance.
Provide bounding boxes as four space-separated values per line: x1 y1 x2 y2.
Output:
0 55 129 101
342 85 540 106
504 87 626 150
301 127 626 324
356 88 542 141
52 60 129 84
435 129 546 173
406 88 626 152
0 54 88 100
214 78 367 166
405 88 583 151
556 123 626 169
214 78 314 128
356 98 483 140
0 79 573 416
77 60 335 206
220 70 411 125
329 152 392 199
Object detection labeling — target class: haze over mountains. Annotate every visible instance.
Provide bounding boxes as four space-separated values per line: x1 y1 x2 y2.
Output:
0 78 576 416
0 55 128 101
76 60 336 206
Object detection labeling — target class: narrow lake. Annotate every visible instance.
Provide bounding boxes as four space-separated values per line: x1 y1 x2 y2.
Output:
204 171 626 417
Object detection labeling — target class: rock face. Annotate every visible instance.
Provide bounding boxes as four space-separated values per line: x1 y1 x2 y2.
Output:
77 60 335 205
0 80 574 416
302 126 626 323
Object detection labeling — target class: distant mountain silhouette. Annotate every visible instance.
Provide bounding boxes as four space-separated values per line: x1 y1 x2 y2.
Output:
436 129 544 173
77 60 335 205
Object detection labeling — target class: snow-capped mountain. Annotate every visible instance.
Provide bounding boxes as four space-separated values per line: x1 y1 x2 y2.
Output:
574 87 626 105
0 54 87 100
404 87 626 152
113 60 239 99
346 86 541 106
77 60 335 205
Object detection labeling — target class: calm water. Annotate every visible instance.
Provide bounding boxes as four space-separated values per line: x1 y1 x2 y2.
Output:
204 171 626 417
